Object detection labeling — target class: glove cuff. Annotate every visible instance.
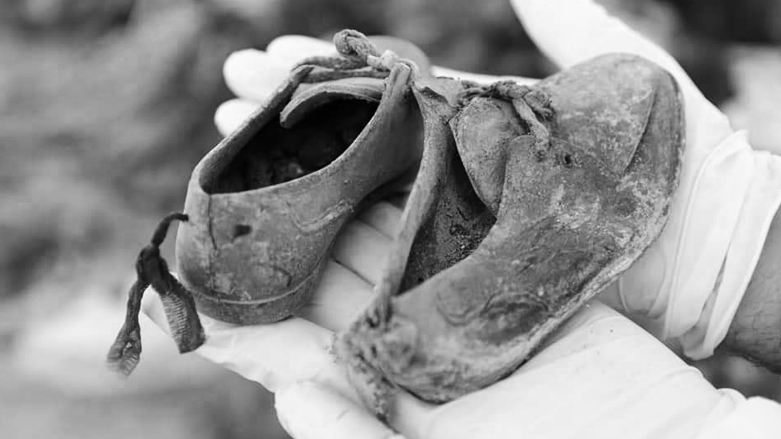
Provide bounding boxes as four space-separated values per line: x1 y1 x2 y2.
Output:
615 130 781 359
679 146 781 358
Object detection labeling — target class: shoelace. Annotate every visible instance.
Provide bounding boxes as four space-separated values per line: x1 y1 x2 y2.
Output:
458 80 555 160
295 29 419 82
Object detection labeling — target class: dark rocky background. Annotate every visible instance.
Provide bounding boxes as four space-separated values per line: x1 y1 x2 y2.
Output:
1 0 779 437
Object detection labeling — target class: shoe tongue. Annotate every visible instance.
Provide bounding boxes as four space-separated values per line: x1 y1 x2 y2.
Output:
280 77 385 128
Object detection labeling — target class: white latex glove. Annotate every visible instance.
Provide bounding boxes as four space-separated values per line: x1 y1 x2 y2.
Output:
140 2 781 437
510 0 781 359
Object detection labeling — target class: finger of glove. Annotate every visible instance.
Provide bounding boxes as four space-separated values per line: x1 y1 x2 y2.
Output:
141 291 358 400
214 98 259 136
509 0 731 135
331 219 393 286
223 49 292 102
266 35 338 66
298 259 375 332
432 66 538 86
276 381 407 439
356 201 404 238
377 305 664 438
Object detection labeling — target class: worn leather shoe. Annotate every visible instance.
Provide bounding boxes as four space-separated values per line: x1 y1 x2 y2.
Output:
175 32 431 324
341 53 685 412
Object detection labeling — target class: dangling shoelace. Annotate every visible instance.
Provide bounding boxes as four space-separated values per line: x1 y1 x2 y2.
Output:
107 213 203 375
459 80 555 160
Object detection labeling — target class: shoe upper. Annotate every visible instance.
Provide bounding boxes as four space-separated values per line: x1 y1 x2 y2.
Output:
175 37 429 324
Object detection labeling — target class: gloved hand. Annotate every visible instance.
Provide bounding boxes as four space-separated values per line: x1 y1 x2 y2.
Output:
141 200 747 439
139 0 781 437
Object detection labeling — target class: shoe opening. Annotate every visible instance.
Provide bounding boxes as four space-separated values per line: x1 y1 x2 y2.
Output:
202 99 379 194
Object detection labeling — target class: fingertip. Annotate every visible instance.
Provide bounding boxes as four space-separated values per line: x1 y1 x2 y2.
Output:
223 49 265 94
214 99 260 136
223 49 291 101
224 48 267 69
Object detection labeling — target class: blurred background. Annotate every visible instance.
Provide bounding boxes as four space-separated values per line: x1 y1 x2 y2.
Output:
1 0 780 437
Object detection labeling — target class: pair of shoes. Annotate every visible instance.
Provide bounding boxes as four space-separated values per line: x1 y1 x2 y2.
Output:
108 29 685 414
107 30 432 374
338 53 684 415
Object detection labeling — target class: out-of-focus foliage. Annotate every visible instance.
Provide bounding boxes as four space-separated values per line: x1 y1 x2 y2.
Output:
1 0 780 438
659 0 781 43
